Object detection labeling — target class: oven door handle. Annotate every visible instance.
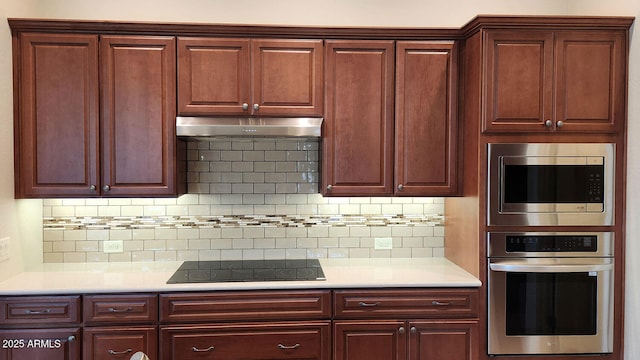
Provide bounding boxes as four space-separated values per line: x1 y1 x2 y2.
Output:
489 262 613 273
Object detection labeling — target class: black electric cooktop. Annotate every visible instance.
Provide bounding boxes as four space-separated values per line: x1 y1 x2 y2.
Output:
166 259 326 284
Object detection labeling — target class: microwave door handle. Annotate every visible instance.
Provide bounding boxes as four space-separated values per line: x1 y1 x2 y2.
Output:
489 263 613 273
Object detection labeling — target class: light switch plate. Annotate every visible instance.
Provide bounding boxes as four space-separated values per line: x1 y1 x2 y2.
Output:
0 237 10 262
103 240 124 253
374 237 393 250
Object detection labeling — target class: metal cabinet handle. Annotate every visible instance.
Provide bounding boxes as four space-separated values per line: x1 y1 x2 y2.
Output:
192 346 215 352
90 184 97 192
358 301 381 307
556 120 564 128
544 119 553 127
431 300 452 306
410 326 417 334
103 185 111 192
108 307 133 313
278 343 301 350
399 327 405 334
67 336 76 343
242 103 249 110
108 349 133 355
326 184 333 192
253 103 260 111
397 184 404 191
25 309 51 315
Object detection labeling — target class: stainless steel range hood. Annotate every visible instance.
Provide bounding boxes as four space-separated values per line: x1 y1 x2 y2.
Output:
176 116 323 138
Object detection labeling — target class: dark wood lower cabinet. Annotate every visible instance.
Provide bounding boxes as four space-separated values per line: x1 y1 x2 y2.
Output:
334 320 478 360
0 328 81 360
410 321 478 360
83 326 157 360
0 289 479 360
160 321 331 360
334 320 406 360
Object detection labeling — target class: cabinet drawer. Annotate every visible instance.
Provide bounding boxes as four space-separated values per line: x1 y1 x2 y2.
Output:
0 296 81 326
160 321 330 360
84 294 158 324
160 290 331 323
83 326 157 360
333 289 479 319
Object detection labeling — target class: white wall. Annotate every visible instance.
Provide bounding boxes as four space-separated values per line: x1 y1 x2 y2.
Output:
1 0 637 358
0 0 43 279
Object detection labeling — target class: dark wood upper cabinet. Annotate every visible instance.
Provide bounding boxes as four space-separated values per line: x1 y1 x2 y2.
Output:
15 33 100 198
323 40 395 196
177 37 323 116
483 29 627 134
13 33 182 198
323 40 459 196
100 35 179 197
395 41 459 196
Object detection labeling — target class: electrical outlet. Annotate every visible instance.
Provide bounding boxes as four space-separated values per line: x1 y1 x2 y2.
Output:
0 237 10 262
374 237 393 250
103 240 124 253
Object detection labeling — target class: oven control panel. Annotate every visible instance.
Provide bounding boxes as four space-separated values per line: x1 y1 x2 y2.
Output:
506 235 597 252
488 232 614 258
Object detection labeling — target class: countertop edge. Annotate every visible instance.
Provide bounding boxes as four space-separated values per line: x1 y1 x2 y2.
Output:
0 258 482 295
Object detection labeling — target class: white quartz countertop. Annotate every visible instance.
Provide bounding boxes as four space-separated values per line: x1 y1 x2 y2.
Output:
0 258 481 295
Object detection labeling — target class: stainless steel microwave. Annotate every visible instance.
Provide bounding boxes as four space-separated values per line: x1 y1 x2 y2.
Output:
488 143 615 226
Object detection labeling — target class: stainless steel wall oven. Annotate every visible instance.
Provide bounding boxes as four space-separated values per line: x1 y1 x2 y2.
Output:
487 232 614 355
488 143 615 226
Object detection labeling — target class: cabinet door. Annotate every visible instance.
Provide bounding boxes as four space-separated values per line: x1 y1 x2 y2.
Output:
395 41 459 196
483 31 554 133
555 31 626 133
0 328 80 360
251 39 323 116
100 35 179 196
15 33 99 198
409 320 478 360
333 321 405 360
323 40 395 196
83 326 157 360
177 37 251 115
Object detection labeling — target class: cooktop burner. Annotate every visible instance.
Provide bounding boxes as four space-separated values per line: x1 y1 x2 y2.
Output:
166 259 326 283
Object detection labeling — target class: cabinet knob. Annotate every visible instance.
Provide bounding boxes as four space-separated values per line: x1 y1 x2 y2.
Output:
103 185 111 192
253 103 260 111
242 103 249 111
397 184 404 191
556 120 564 128
89 184 96 192
399 327 405 334
326 184 333 192
67 335 76 343
410 326 417 334
545 120 553 128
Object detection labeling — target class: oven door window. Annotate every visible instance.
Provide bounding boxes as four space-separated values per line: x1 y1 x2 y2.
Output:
505 272 597 335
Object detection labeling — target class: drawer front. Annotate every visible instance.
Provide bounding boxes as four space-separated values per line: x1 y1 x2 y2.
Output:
160 321 330 360
84 294 158 324
160 290 331 323
83 326 157 360
0 296 81 326
334 289 479 319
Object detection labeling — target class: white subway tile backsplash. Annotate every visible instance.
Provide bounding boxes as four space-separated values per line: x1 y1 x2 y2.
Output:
42 138 446 263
